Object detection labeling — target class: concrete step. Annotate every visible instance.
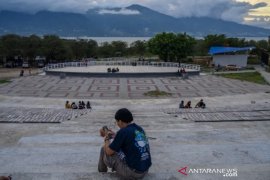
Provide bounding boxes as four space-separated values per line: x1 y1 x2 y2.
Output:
1 131 270 175
1 95 270 180
1 165 270 180
0 172 186 180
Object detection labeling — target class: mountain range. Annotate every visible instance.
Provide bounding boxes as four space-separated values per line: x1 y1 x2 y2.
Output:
0 4 270 37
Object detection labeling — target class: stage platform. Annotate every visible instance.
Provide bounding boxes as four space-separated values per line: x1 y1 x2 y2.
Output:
45 65 200 77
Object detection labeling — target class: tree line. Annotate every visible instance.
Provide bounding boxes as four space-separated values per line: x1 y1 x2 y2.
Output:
0 33 269 66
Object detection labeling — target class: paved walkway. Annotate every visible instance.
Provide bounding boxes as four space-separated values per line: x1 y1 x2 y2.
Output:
0 68 42 80
0 75 269 99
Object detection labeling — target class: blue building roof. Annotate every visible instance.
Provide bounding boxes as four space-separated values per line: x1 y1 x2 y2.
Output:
209 46 255 55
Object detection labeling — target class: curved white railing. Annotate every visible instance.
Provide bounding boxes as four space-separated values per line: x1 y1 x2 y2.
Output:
44 60 200 71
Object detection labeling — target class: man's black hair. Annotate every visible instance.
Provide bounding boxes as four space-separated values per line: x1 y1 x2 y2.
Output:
115 108 133 123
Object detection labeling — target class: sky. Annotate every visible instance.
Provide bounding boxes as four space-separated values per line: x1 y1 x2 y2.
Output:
0 0 269 29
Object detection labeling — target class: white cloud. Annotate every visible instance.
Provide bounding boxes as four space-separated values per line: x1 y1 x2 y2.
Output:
245 15 270 28
98 8 140 15
0 0 269 28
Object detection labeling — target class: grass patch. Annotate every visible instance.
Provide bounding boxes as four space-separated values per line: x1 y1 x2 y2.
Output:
218 72 268 85
0 79 11 84
144 90 172 97
247 56 260 65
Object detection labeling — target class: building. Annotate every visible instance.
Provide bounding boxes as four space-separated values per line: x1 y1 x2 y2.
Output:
209 46 255 67
35 56 46 67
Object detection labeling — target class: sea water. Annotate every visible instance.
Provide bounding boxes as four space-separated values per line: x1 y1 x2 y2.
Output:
61 36 269 46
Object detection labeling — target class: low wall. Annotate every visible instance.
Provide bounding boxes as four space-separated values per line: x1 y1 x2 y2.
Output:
44 61 201 71
45 71 200 78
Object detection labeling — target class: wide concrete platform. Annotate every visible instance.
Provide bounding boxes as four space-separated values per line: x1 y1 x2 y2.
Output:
0 71 270 179
0 75 269 99
47 66 191 73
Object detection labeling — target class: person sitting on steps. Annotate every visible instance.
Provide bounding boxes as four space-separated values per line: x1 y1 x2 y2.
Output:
98 108 152 179
71 102 78 109
81 101 86 109
179 100 185 108
86 101 92 110
65 101 71 109
195 99 206 108
184 101 192 108
78 101 84 109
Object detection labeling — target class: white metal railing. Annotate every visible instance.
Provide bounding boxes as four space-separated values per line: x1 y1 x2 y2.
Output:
44 60 200 71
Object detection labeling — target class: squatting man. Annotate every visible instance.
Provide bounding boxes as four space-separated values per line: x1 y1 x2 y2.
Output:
98 108 152 179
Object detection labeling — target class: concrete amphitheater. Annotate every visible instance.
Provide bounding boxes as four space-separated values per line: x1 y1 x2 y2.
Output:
0 65 270 180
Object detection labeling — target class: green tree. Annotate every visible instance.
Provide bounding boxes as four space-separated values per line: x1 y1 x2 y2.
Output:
98 42 113 58
130 40 147 56
148 32 196 62
41 35 68 63
148 32 176 61
0 34 22 61
256 40 269 50
174 33 196 62
85 40 98 58
111 41 128 57
21 35 42 65
70 40 87 59
226 37 246 47
247 40 257 47
193 39 206 56
69 39 98 59
203 34 227 53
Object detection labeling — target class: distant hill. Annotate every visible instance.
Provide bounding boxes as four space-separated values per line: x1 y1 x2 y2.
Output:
0 4 270 37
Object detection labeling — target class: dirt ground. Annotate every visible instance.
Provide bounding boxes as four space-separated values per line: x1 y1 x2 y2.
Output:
0 68 43 80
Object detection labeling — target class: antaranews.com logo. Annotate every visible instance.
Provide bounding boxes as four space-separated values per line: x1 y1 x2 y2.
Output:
178 166 238 177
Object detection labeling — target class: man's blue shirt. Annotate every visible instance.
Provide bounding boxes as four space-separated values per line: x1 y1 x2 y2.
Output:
109 123 152 172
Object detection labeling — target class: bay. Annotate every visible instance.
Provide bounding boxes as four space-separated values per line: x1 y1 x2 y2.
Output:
61 36 269 45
